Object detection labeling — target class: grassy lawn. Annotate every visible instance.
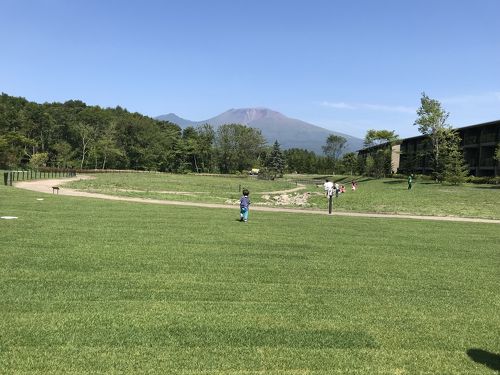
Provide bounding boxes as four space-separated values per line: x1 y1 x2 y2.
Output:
0 185 499 373
65 172 500 219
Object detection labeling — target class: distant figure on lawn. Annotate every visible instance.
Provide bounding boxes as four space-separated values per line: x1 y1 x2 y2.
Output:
239 189 251 222
408 174 413 190
334 182 340 197
351 180 357 191
323 179 334 197
340 185 346 194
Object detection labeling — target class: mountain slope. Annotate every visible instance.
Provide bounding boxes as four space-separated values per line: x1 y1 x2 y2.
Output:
156 108 363 154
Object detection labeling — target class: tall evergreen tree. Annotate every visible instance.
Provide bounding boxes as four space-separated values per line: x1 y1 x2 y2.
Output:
264 140 285 178
440 129 469 184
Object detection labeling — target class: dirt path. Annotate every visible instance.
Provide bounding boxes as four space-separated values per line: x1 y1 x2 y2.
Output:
14 176 500 224
257 184 306 194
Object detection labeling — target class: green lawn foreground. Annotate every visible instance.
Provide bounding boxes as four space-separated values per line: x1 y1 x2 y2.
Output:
0 185 499 374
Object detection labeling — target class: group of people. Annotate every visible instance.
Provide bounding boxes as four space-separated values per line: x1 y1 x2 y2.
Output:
323 179 358 197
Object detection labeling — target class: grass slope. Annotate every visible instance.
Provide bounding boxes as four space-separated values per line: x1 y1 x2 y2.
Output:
0 185 499 374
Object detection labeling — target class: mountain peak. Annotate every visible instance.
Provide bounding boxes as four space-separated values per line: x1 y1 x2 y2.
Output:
218 107 286 124
155 107 364 154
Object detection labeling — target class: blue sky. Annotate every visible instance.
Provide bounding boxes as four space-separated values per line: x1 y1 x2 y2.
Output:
1 0 499 139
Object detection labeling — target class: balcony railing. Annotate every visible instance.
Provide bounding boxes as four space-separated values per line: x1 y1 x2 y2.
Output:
479 159 497 167
463 136 479 145
480 133 496 143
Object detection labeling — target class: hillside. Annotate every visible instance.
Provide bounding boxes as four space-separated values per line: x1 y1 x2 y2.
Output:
157 108 363 154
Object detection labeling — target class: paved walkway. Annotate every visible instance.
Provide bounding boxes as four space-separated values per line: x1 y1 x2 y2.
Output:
14 176 500 224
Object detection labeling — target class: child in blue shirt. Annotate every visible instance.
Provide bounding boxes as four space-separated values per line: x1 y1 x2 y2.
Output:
239 189 251 222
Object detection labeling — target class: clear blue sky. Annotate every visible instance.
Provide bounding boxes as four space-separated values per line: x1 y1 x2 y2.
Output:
1 0 499 139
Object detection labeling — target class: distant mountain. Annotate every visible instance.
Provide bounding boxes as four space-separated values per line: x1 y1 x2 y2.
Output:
156 108 364 154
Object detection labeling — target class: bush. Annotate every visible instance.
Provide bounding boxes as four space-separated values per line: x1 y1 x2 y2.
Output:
466 176 500 184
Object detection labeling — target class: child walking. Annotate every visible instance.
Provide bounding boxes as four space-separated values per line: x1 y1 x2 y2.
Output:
239 189 251 222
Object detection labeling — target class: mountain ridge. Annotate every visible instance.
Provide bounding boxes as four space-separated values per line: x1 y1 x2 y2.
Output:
156 108 363 154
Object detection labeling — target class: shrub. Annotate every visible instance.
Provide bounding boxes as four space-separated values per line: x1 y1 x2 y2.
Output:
466 176 500 184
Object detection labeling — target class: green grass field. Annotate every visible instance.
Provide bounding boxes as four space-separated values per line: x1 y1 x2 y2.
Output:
0 183 499 374
65 173 500 219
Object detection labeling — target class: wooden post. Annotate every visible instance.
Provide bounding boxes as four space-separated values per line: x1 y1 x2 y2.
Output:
328 195 333 214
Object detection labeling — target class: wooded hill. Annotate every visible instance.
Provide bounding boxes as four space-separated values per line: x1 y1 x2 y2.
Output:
0 93 338 174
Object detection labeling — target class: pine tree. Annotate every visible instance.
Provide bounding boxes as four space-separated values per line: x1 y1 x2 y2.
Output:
441 130 469 184
265 140 285 178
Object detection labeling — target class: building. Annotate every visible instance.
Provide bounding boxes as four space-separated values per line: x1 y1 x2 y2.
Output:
358 120 500 177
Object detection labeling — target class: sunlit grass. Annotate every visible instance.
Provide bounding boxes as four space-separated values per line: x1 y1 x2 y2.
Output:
0 185 498 373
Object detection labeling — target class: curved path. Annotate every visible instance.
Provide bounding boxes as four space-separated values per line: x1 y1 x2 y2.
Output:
14 176 500 224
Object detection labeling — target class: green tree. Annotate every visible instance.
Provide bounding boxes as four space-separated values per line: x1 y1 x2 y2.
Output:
264 140 285 178
284 148 319 174
322 134 347 174
28 152 49 170
414 93 450 174
364 154 375 177
73 122 95 168
363 129 399 177
0 132 34 168
364 129 399 147
322 134 347 160
180 127 200 172
52 141 75 168
341 152 359 175
215 124 266 173
196 124 216 173
440 129 469 184
95 127 124 169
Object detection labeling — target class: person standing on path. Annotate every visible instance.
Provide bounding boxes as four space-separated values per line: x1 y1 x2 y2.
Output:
239 189 251 222
323 179 333 197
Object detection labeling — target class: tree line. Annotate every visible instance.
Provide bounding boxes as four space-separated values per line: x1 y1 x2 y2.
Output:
1 92 472 182
0 93 354 175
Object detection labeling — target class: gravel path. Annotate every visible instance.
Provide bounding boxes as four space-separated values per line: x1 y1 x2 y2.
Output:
14 176 500 224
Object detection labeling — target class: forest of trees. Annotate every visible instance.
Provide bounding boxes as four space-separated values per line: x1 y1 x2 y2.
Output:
0 93 350 175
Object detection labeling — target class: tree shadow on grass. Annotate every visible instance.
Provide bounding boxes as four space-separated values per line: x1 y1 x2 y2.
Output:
355 177 373 183
473 185 500 189
383 180 405 184
467 349 500 371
